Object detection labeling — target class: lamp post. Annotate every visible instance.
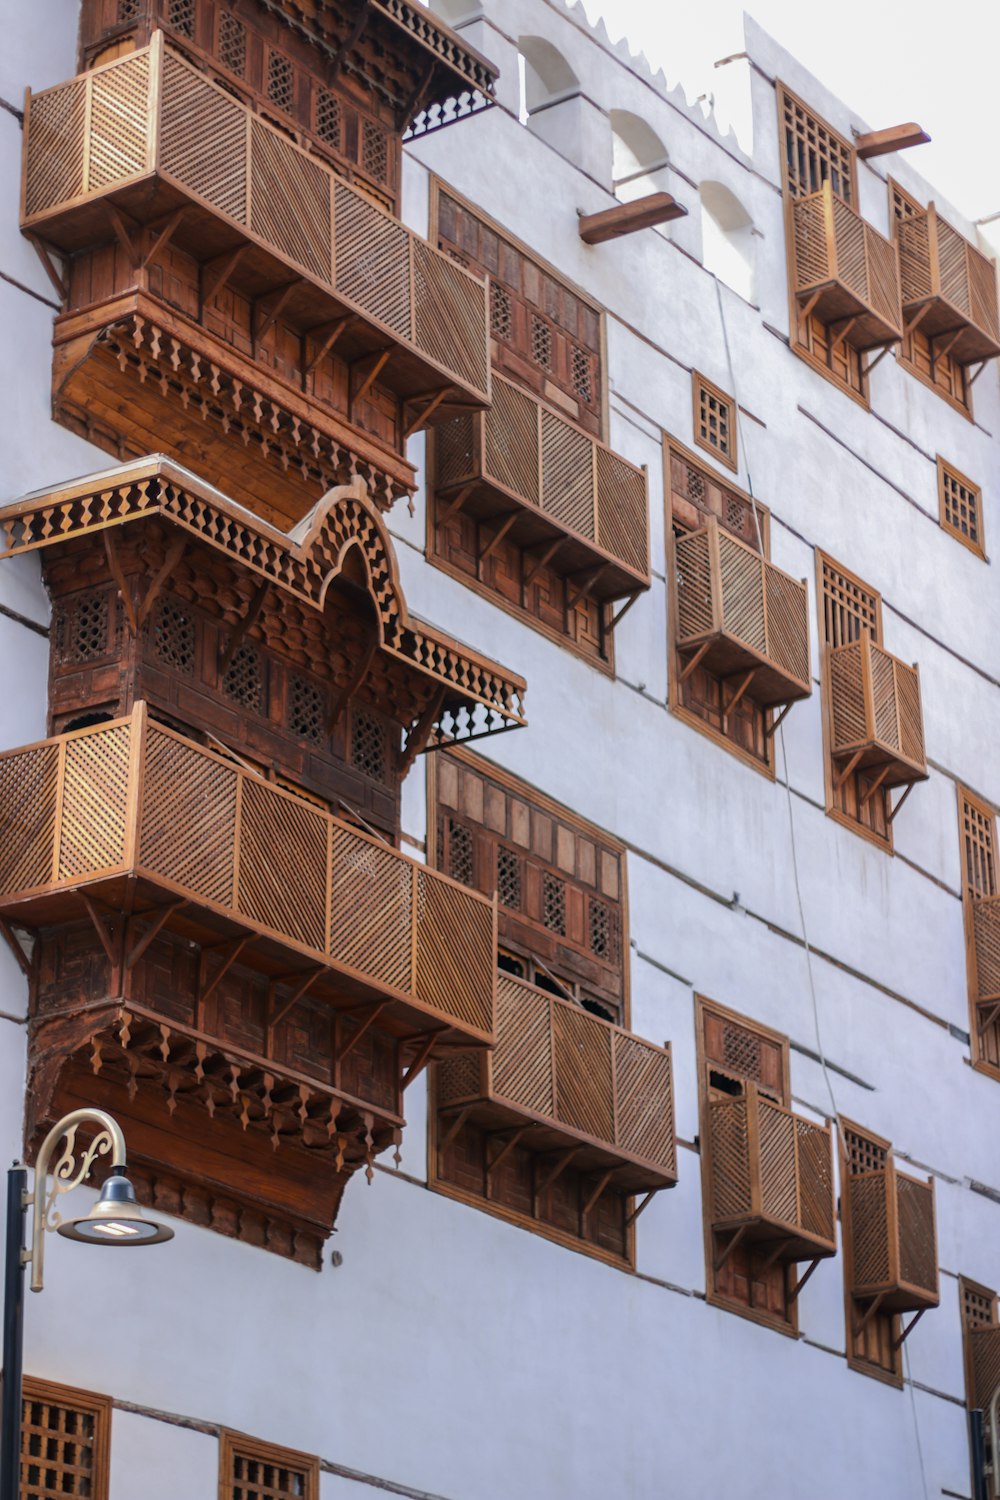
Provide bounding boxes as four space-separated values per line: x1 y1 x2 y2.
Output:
1 1108 173 1500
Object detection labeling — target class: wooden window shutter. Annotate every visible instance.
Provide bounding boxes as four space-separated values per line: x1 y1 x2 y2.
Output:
938 457 985 557
692 372 737 472
221 1432 319 1500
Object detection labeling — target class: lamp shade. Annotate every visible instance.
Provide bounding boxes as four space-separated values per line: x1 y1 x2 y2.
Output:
56 1170 174 1246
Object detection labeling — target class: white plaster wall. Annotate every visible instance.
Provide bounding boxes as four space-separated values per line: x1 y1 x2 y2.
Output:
0 2 998 1499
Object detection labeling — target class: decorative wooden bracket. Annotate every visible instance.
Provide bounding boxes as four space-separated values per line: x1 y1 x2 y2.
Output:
400 58 437 132
969 360 989 387
485 1126 528 1192
886 782 914 824
833 748 864 791
607 591 642 635
787 1257 821 1305
764 702 794 739
402 1029 449 1090
201 245 249 305
136 536 186 631
534 1146 581 1202
892 1307 926 1349
797 288 824 325
218 581 271 677
976 998 1000 1037
403 385 454 439
721 668 757 725
625 1189 659 1228
862 345 893 379
303 315 354 376
328 0 372 81
902 304 931 339
678 640 712 684
268 968 324 1038
930 327 965 362
103 201 141 266
581 1167 617 1218
80 894 121 969
141 207 188 270
437 1105 472 1157
858 766 890 808
125 899 187 971
828 315 859 355
334 1000 388 1066
253 281 301 348
26 235 67 301
752 1240 789 1280
713 1224 748 1273
0 918 31 979
350 347 393 411
852 1290 885 1338
522 538 561 587
439 484 474 526
566 564 609 612
477 511 520 569
103 530 139 636
399 687 447 775
197 936 252 1013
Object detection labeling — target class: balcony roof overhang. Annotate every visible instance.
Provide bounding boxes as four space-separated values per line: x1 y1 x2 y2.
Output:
0 455 527 751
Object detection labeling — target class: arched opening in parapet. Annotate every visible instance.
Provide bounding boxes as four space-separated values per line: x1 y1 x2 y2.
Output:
517 35 579 127
700 181 756 303
610 110 669 203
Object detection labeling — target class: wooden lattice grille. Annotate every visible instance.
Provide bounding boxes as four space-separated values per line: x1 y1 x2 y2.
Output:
20 1379 110 1500
780 84 856 205
692 372 736 471
890 179 974 413
22 41 490 404
433 751 627 1022
222 1433 318 1500
791 183 902 351
843 1125 938 1312
938 458 984 556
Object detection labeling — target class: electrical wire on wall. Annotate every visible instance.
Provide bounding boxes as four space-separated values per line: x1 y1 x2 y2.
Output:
711 275 932 1500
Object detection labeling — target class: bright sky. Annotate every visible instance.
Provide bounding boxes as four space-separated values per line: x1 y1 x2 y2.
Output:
580 0 1000 224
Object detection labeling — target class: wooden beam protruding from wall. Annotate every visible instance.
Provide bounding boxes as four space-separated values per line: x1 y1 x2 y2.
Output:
855 124 930 159
578 192 687 245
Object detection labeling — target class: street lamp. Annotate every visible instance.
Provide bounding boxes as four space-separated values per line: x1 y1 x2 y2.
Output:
1 1108 172 1500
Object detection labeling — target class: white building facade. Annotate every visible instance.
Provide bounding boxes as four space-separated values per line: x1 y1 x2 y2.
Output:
1 2 999 1498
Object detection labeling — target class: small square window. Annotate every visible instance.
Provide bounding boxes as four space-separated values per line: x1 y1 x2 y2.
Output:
267 52 294 115
938 457 984 557
693 372 736 471
530 316 552 371
221 1432 318 1500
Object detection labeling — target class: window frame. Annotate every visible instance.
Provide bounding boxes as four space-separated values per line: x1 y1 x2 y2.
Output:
838 1118 904 1388
937 456 985 559
958 782 1000 1080
219 1431 319 1500
691 371 738 473
20 1375 112 1500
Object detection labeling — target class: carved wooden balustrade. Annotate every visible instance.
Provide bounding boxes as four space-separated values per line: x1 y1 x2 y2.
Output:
707 1085 836 1277
436 972 676 1205
829 634 927 798
674 518 811 719
897 204 1000 365
792 181 902 351
433 372 649 606
22 36 490 422
0 703 496 1049
847 1158 938 1320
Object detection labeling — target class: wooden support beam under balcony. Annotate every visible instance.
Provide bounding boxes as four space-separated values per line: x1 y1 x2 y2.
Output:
0 703 498 1050
432 372 650 604
674 517 811 712
829 634 928 792
792 180 903 351
435 972 677 1196
897 202 1000 366
847 1158 939 1316
22 36 491 418
707 1084 836 1265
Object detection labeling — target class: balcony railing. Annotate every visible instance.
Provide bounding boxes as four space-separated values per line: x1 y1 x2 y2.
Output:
792 181 902 351
22 35 490 413
707 1085 836 1265
436 972 676 1194
897 204 1000 365
829 634 927 792
674 518 811 712
973 897 1000 1022
0 704 495 1046
433 372 649 603
847 1159 938 1314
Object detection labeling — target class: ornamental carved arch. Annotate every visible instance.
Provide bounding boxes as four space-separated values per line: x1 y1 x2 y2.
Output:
294 480 408 648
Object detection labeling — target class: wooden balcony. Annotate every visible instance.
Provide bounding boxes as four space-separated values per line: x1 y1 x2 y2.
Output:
708 1085 836 1267
0 704 496 1049
21 35 490 418
847 1159 938 1316
674 518 811 715
436 972 676 1199
970 1325 1000 1411
792 182 902 351
897 204 1000 365
433 372 649 605
829 635 927 793
972 898 1000 1035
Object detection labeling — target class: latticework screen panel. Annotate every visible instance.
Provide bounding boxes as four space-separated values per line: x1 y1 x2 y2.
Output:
23 41 490 399
792 186 901 341
0 742 60 895
488 974 674 1173
973 898 1000 1002
20 1380 111 1500
708 1090 834 1248
896 1171 938 1300
221 1433 318 1500
830 637 925 769
848 1164 938 1306
971 1326 1000 1412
